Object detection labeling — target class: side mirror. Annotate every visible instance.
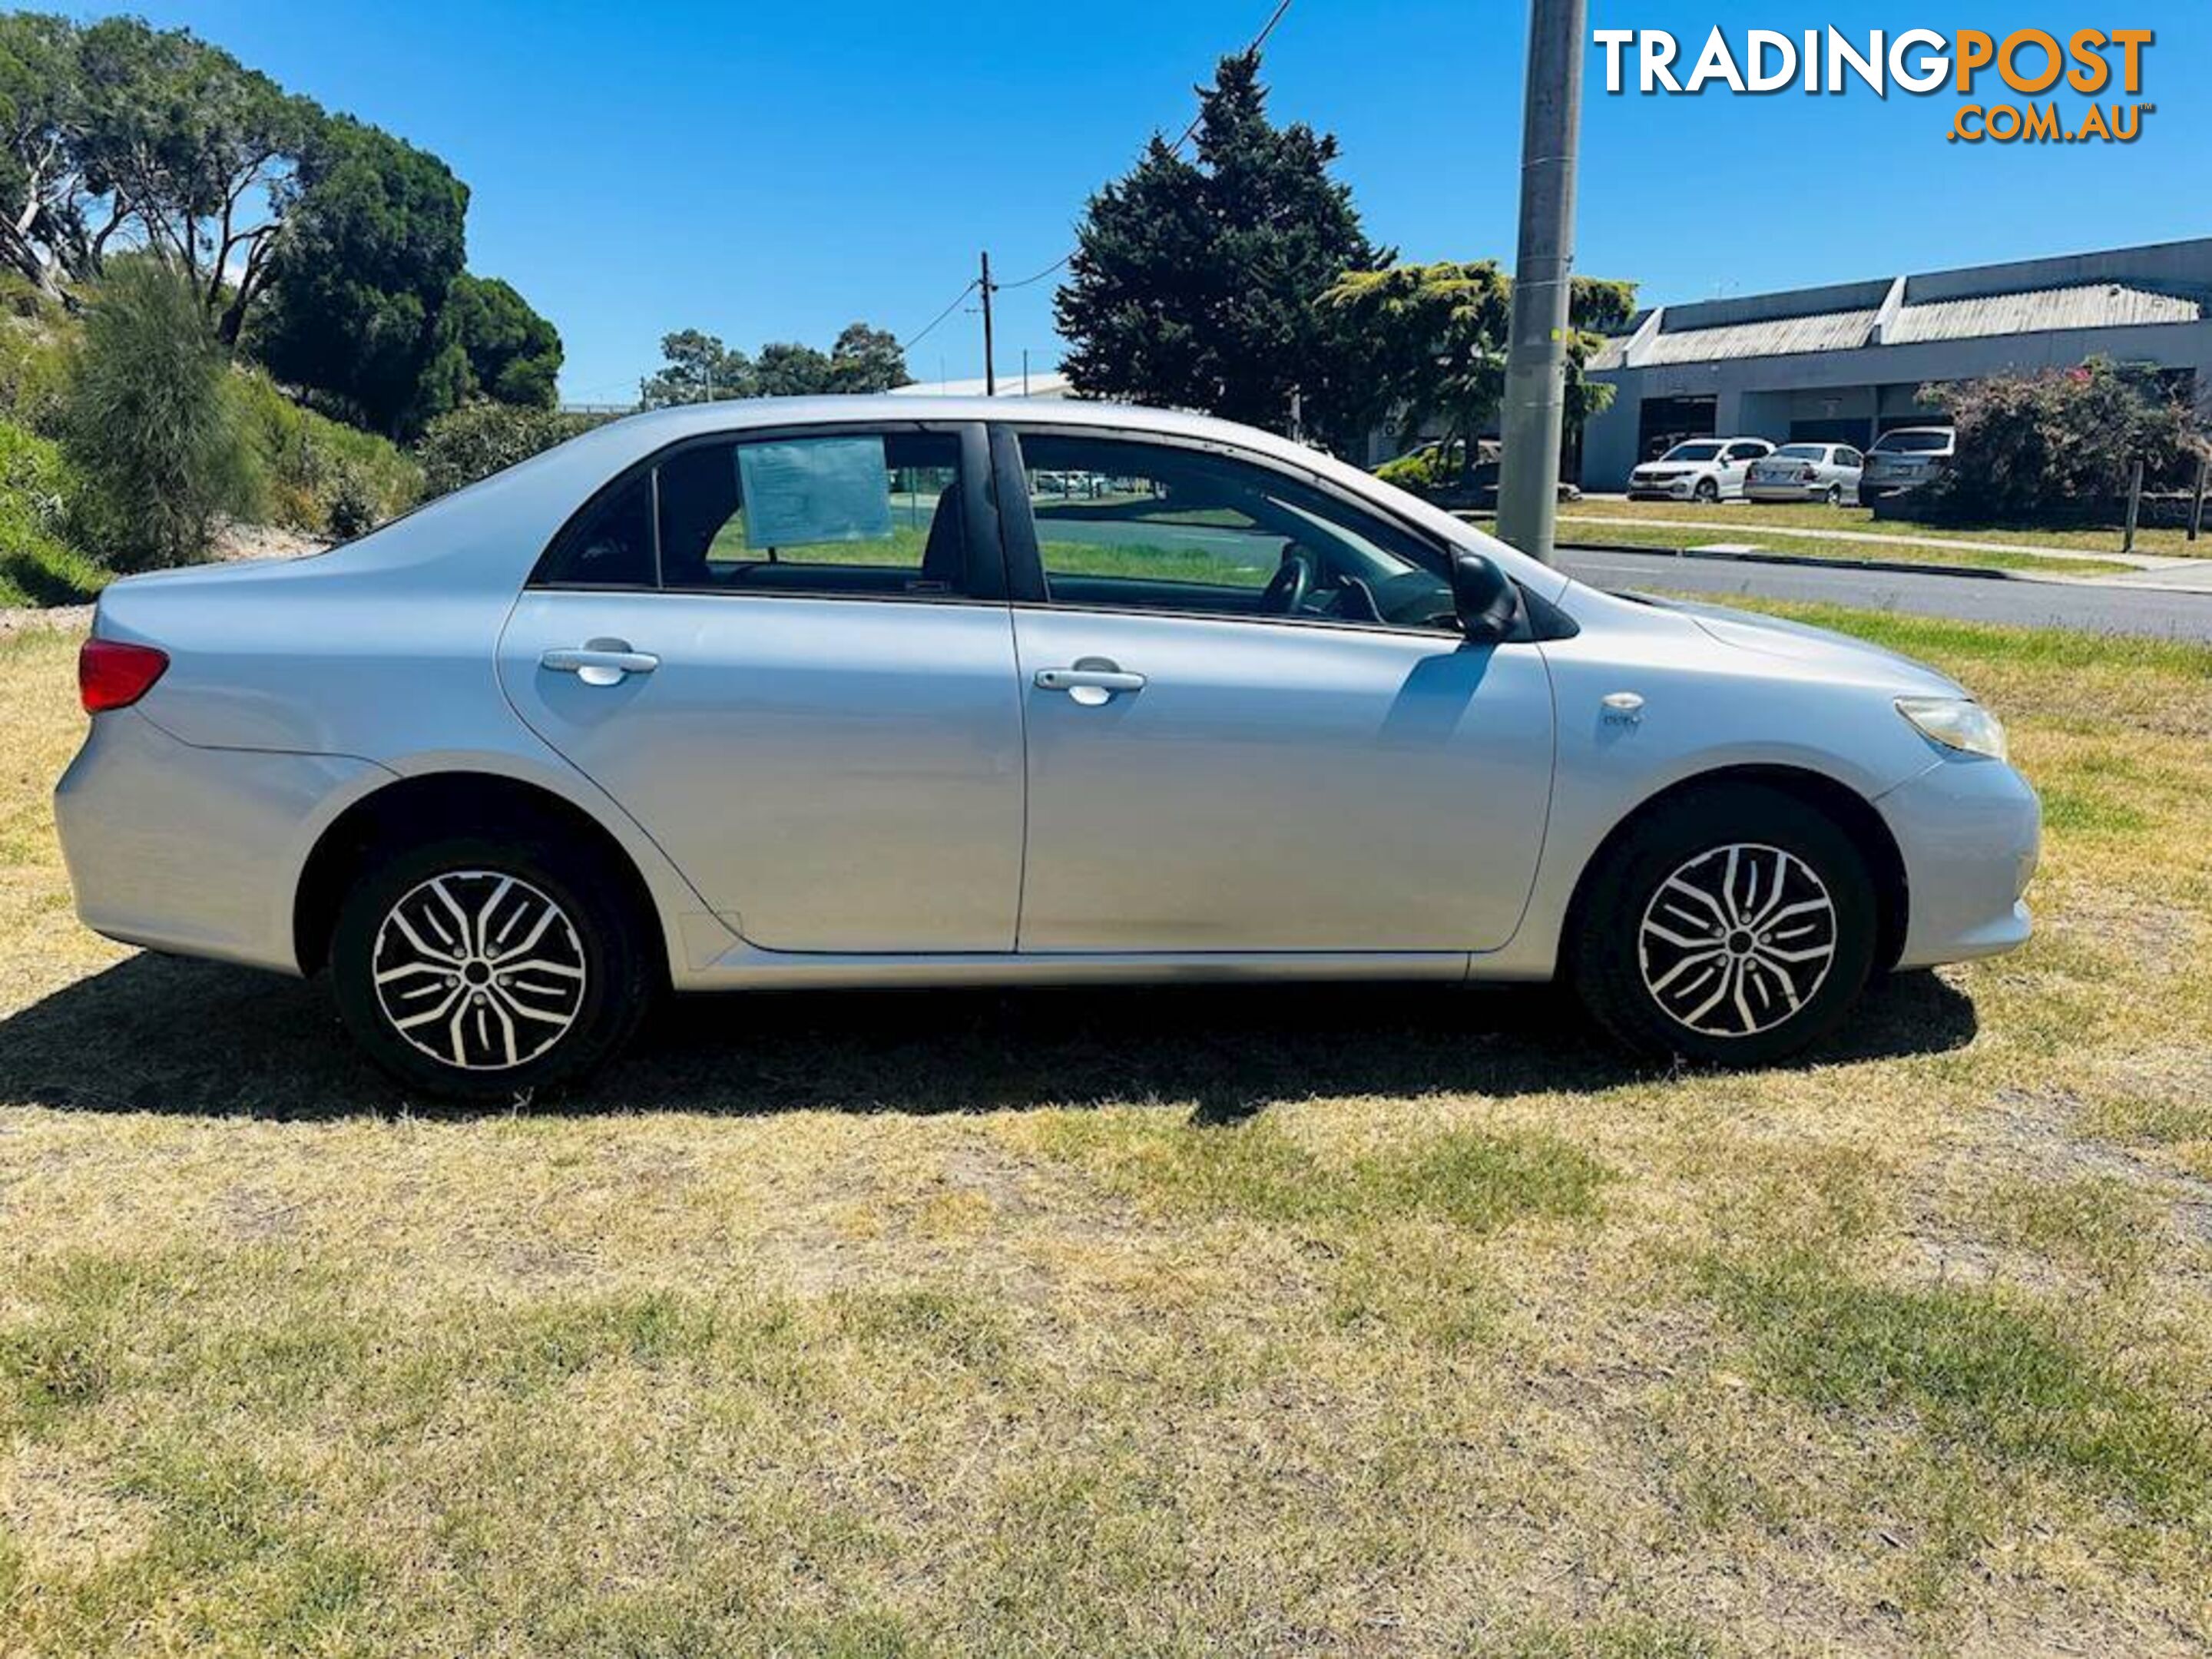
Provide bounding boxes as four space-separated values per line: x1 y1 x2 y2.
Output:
1452 549 1522 642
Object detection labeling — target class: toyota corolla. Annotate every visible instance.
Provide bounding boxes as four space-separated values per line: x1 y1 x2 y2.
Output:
56 398 2038 1097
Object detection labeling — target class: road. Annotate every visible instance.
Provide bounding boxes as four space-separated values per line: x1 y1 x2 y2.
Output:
1555 545 2212 641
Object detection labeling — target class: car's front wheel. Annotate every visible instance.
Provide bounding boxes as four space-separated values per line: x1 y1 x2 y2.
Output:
329 836 655 1098
1694 478 1720 503
1569 784 1878 1065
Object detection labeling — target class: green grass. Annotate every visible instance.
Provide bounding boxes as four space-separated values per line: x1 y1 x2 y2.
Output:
1680 597 2212 679
1035 1115 1611 1231
1704 1252 2210 1515
0 528 106 608
1038 535 1275 587
1553 495 2212 558
1534 515 2136 578
1976 1174 2159 1287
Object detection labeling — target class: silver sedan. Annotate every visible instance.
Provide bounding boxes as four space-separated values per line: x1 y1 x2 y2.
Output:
1746 442 1864 505
56 398 2038 1096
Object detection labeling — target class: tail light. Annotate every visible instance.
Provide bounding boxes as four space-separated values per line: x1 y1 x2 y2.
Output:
79 639 169 713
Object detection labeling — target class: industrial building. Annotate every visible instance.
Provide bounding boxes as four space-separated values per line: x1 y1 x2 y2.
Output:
1581 237 2212 492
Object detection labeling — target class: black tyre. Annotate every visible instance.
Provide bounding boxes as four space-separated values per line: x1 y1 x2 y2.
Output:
329 835 655 1099
1568 783 1878 1066
1694 478 1720 503
1824 483 1844 506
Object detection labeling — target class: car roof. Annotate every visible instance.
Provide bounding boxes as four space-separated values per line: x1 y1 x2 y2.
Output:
329 396 1571 601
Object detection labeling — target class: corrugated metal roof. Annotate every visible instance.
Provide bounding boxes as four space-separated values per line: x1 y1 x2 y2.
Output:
1634 309 1879 366
1886 283 2202 344
1588 336 1631 371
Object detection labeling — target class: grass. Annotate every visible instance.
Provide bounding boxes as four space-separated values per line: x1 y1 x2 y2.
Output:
0 530 106 610
2 605 2210 1654
1547 495 2212 558
1529 515 2137 579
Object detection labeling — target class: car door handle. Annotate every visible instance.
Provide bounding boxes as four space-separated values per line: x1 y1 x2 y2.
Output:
1034 666 1146 694
541 641 659 685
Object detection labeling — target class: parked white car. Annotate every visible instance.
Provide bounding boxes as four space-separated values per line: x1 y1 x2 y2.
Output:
1747 443 1864 505
1860 428 1957 505
1627 438 1775 503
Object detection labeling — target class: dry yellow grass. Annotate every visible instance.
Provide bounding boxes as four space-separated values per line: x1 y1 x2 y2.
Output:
1 609 2207 1657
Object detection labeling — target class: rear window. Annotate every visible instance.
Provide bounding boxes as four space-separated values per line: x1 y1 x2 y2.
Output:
1874 430 1952 454
1773 444 1826 460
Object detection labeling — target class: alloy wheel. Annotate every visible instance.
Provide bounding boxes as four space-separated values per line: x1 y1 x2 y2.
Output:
1636 843 1838 1038
370 870 588 1071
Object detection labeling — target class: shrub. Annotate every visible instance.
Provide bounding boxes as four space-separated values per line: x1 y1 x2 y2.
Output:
227 368 423 538
61 260 253 571
0 421 106 607
1375 441 1465 494
1923 359 2209 525
0 316 74 438
415 402 604 499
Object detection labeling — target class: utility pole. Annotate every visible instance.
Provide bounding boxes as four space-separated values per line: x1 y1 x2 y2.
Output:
979 250 997 396
1495 0 1588 565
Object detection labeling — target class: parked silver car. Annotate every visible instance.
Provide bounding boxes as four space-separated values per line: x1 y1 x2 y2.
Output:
1627 438 1775 503
1747 442 1863 505
56 399 2038 1096
1860 427 1957 505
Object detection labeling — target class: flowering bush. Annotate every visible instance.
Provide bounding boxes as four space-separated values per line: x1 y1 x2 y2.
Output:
1922 359 2207 524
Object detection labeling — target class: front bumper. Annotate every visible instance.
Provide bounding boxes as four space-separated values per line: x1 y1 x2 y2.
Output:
1876 754 2041 969
1627 478 1696 500
55 709 386 975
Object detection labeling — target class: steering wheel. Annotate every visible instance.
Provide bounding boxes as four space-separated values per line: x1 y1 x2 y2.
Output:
1260 545 1316 615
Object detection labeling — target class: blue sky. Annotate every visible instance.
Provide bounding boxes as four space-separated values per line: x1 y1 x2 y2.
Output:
117 2 2212 402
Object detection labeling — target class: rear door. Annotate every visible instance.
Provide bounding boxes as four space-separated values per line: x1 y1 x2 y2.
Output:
496 422 1026 953
998 427 1555 954
1721 441 1770 497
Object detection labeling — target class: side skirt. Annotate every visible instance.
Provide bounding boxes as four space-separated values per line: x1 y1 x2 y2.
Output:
678 945 1477 992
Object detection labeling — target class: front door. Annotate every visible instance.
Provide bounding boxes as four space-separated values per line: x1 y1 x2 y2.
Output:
1000 430 1555 954
497 422 1026 953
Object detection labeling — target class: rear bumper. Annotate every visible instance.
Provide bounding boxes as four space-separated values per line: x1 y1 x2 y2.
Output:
1876 756 2041 968
54 710 387 975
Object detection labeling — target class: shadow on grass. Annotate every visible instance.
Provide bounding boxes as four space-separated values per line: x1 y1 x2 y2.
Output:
0 952 1981 1122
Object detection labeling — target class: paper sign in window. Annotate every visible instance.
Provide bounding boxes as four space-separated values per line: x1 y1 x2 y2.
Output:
736 437 892 550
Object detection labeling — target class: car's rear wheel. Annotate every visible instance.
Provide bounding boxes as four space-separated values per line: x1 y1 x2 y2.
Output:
1569 783 1878 1066
330 836 654 1098
1824 483 1844 506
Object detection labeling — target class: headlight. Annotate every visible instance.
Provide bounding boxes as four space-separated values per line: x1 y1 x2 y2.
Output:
1896 696 2007 760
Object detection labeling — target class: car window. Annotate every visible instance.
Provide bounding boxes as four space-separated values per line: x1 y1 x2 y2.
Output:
1661 442 1725 462
654 431 971 596
1724 442 1769 461
1837 447 1863 469
536 473 657 588
1873 430 1952 454
1773 444 1826 461
1017 433 1459 631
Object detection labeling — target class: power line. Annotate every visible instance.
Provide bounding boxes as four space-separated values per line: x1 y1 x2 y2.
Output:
901 277 980 349
572 0 1296 404
900 0 1296 368
1167 0 1295 154
995 253 1070 292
